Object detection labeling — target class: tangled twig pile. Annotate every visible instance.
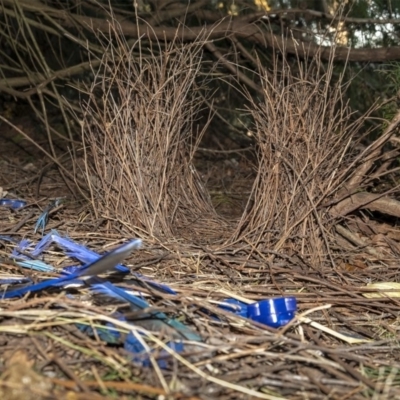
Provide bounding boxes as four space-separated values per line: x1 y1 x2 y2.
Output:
80 30 227 242
80 27 400 270
232 52 359 269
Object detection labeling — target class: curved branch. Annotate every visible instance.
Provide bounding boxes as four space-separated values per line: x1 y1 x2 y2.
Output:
60 11 400 62
269 8 400 25
331 192 400 218
3 1 400 63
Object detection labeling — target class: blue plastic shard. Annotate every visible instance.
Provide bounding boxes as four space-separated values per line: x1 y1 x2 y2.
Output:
76 313 126 344
0 235 17 243
75 239 142 277
132 273 177 295
14 238 32 252
0 239 142 299
30 232 54 257
0 199 27 209
91 281 201 342
124 333 185 368
48 232 130 274
0 278 32 285
34 198 64 235
8 238 56 273
15 260 56 273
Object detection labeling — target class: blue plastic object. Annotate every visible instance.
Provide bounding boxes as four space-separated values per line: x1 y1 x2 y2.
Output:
0 239 142 298
91 281 202 342
125 333 185 368
220 297 297 328
34 198 64 234
218 299 248 318
76 312 126 344
0 199 27 209
247 297 297 328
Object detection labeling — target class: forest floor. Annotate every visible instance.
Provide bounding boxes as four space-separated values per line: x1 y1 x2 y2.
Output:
0 111 400 400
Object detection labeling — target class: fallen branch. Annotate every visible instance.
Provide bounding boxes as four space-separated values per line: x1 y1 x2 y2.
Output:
331 192 400 218
3 0 400 62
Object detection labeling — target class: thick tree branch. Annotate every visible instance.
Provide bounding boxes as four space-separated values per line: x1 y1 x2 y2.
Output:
64 14 400 62
3 1 400 62
331 192 400 218
270 8 400 25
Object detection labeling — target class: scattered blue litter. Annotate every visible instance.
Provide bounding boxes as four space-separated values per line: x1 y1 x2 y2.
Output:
0 205 299 368
0 232 200 368
0 237 55 273
0 199 27 209
31 231 130 274
0 239 142 299
91 281 202 342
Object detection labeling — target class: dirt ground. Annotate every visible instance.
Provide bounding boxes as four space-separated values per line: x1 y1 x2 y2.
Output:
1 113 400 400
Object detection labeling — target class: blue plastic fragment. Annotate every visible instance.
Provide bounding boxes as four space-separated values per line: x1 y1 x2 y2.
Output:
7 238 56 273
124 333 184 368
0 235 17 243
37 232 130 274
76 322 122 344
15 238 32 252
218 299 248 318
30 232 55 257
0 277 32 285
14 260 56 273
91 281 202 342
132 273 177 295
34 198 64 234
219 297 297 328
76 313 126 344
0 199 27 209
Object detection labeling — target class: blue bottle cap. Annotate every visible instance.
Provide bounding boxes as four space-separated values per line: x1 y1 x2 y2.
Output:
0 199 27 209
247 297 297 328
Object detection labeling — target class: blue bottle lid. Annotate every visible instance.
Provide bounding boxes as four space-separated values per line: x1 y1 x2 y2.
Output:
220 296 297 328
247 297 297 328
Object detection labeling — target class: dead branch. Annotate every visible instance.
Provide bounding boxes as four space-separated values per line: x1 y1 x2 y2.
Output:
2 0 400 62
331 192 400 218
